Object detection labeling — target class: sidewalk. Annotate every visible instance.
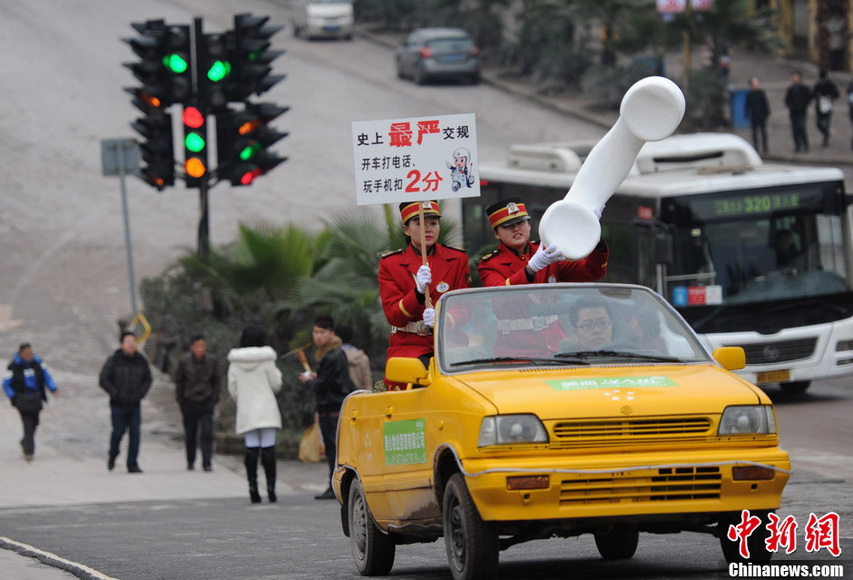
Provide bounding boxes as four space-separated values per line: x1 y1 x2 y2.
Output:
0 371 329 579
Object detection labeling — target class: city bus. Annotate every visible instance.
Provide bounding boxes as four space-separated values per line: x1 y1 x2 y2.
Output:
466 133 853 393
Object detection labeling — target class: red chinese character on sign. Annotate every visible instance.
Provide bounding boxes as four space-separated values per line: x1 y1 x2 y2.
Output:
421 171 443 192
805 512 841 557
766 513 798 554
389 123 413 147
416 120 440 145
727 509 762 559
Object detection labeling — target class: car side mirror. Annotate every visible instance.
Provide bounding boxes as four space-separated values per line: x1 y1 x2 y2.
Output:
713 346 746 371
386 357 431 387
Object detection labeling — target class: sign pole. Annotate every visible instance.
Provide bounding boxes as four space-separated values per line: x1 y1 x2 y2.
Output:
417 205 431 308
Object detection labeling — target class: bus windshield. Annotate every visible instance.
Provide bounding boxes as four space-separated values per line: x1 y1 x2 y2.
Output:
662 182 851 328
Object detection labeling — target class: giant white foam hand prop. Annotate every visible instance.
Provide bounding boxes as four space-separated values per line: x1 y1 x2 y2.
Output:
539 77 685 260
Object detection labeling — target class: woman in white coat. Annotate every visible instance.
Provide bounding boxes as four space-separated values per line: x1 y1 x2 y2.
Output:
227 326 283 503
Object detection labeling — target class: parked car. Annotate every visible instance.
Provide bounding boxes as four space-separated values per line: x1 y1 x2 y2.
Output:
395 27 480 85
333 283 790 579
291 0 353 40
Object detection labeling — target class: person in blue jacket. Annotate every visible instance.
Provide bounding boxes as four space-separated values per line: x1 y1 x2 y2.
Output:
3 343 59 461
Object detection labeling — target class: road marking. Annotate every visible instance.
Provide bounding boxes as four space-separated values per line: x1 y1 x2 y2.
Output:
0 536 117 580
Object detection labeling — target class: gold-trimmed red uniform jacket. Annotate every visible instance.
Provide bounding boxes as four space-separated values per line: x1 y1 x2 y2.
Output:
478 240 608 287
378 243 470 362
478 240 608 357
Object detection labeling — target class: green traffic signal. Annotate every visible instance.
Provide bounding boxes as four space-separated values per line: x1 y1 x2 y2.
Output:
239 142 260 161
163 53 188 74
185 131 206 153
207 60 232 83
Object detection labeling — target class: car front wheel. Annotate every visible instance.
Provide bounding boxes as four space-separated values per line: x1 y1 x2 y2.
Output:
443 473 499 580
719 510 774 564
348 478 396 576
594 525 639 559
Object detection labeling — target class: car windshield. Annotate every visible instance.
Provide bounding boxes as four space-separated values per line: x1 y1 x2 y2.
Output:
428 37 472 51
437 284 710 372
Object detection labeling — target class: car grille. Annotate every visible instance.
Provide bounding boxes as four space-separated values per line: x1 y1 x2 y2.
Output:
560 466 722 505
550 416 712 447
728 338 817 365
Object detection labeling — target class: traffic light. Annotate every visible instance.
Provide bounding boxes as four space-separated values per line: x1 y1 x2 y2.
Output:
124 20 191 107
225 13 284 102
198 31 232 109
216 102 288 186
132 110 175 190
182 105 209 188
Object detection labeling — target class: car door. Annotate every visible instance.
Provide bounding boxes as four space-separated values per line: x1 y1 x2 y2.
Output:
341 387 440 527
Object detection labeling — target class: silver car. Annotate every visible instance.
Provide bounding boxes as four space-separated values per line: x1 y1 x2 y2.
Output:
395 27 480 85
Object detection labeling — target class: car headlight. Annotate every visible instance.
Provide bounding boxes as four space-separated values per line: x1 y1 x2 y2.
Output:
478 415 549 446
718 405 777 435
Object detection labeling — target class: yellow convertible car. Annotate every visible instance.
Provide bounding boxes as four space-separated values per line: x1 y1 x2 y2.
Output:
333 284 790 579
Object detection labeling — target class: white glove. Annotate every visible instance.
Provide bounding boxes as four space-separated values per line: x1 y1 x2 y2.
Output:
423 308 435 328
415 265 432 294
593 205 605 220
528 244 564 272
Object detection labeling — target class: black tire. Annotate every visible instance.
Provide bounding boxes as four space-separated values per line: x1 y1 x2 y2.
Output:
348 479 396 576
443 473 499 580
470 73 480 85
719 511 774 564
594 525 639 560
780 381 810 394
414 64 427 86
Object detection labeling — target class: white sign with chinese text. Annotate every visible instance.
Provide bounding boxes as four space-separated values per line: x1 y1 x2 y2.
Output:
351 113 480 206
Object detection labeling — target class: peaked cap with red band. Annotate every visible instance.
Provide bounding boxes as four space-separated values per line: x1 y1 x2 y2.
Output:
485 198 531 229
399 200 441 224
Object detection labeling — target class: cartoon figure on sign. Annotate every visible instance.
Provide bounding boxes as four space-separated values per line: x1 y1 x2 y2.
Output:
447 147 475 192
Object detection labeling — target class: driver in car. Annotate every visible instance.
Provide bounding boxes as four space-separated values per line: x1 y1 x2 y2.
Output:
569 297 613 350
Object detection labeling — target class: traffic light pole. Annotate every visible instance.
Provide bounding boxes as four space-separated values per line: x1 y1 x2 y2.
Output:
198 177 210 259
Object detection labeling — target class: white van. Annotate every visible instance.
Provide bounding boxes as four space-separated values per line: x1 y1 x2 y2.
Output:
291 0 354 40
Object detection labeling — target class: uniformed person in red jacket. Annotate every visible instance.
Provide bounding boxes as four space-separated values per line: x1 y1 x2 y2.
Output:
478 198 609 357
378 200 470 389
478 198 609 287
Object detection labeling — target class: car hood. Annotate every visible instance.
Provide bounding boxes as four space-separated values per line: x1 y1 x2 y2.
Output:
454 364 764 419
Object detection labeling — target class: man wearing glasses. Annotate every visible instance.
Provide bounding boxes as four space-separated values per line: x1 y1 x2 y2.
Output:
569 298 613 350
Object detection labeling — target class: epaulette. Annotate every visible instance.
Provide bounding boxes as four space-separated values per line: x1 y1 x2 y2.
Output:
479 249 500 262
379 248 404 259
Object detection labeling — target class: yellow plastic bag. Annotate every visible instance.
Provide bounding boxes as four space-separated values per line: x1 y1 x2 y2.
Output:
298 422 322 463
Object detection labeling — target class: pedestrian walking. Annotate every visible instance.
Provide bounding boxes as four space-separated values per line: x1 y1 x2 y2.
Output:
227 325 282 503
784 70 813 153
335 323 372 391
745 76 771 154
813 69 840 147
298 316 357 499
848 79 853 150
99 331 152 473
173 334 221 472
3 343 59 462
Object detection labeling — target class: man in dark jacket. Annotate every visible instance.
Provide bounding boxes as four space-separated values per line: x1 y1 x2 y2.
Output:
99 331 152 473
784 70 813 153
298 315 356 499
3 343 59 461
174 334 221 472
745 76 771 154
